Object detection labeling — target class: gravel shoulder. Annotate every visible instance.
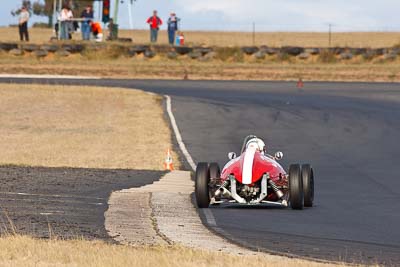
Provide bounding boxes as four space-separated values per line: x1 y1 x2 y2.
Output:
0 165 164 239
0 83 177 240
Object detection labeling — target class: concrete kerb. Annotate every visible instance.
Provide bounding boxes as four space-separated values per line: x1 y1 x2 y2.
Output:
104 170 266 255
104 95 263 255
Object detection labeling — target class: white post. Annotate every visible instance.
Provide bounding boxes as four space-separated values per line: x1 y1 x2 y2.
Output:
114 0 119 24
58 0 62 40
53 0 57 29
128 1 133 29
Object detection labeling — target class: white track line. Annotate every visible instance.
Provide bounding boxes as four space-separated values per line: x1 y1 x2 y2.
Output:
165 95 219 228
165 95 196 171
0 191 105 200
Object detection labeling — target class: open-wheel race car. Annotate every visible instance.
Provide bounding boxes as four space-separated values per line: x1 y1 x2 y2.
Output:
195 135 314 209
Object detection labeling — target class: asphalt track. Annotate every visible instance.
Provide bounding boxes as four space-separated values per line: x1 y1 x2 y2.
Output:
1 78 400 265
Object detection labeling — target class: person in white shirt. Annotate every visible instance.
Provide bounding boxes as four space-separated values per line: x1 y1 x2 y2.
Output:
18 6 30 41
59 5 73 40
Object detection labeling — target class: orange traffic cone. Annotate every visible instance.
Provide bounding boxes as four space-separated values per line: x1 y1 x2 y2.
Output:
164 149 174 171
297 78 304 89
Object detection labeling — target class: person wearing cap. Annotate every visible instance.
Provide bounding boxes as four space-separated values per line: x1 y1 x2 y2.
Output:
146 10 162 43
18 6 30 42
167 12 180 45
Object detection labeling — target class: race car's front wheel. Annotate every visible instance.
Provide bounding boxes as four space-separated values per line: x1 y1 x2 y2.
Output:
195 162 211 208
289 164 304 210
302 164 314 207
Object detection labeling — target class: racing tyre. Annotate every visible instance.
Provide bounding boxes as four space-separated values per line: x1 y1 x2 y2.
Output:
209 162 221 180
301 164 314 207
289 164 303 210
195 162 211 208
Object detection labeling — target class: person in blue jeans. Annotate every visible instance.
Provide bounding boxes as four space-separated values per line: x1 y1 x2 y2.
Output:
81 5 93 40
167 13 180 45
59 5 73 40
147 10 162 43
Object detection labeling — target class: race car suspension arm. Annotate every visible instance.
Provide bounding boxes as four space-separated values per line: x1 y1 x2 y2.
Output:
250 173 269 204
229 175 247 204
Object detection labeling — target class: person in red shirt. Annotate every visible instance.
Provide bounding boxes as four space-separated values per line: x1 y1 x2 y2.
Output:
89 21 103 42
146 10 162 43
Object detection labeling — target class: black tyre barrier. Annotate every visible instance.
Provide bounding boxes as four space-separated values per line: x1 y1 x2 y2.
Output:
298 52 310 60
21 44 39 52
281 46 304 56
340 52 353 60
305 48 320 55
61 44 85 53
0 43 18 51
188 51 202 59
253 51 266 59
144 49 156 58
40 44 59 52
241 46 259 55
175 46 193 55
129 45 149 54
34 49 48 57
167 51 178 59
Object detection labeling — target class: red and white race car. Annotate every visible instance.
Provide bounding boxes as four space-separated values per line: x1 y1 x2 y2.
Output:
195 135 314 209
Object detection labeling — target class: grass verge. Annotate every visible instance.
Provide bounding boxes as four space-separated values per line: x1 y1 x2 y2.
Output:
0 83 179 170
2 57 400 82
1 27 400 47
0 235 348 267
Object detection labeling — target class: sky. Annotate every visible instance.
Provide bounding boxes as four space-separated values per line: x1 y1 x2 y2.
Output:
1 0 400 32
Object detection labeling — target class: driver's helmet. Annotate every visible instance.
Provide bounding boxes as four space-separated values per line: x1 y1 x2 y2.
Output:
246 137 266 153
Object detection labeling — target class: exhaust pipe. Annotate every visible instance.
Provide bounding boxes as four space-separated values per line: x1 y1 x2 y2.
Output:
214 180 231 198
268 179 284 199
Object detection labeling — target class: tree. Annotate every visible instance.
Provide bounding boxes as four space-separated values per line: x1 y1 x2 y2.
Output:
31 0 54 27
11 1 32 17
22 0 95 27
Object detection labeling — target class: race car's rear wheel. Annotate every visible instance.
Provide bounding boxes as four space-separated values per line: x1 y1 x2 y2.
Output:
289 164 304 210
195 162 211 208
302 164 314 207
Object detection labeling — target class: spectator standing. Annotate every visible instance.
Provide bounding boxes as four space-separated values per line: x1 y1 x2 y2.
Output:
167 13 180 45
59 5 73 40
81 5 93 41
146 10 162 43
18 6 30 42
107 19 117 40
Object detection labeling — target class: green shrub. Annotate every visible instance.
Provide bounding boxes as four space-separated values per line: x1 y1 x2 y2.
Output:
83 45 128 60
277 52 290 61
32 22 51 28
319 49 337 63
362 51 376 61
215 47 243 62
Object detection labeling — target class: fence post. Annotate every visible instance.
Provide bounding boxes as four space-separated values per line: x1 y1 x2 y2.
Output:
58 0 62 40
253 22 256 46
114 0 119 24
